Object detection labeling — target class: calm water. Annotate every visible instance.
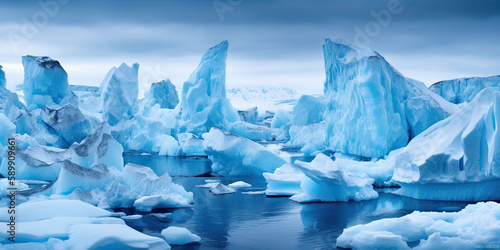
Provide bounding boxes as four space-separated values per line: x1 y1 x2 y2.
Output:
123 154 472 250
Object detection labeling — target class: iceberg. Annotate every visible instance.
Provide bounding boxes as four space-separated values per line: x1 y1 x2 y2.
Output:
0 113 15 150
178 132 206 156
105 163 194 212
22 56 75 110
229 121 282 141
286 122 326 155
203 128 286 176
3 91 34 135
336 201 500 250
323 38 458 158
228 181 252 189
100 63 139 126
392 87 500 201
142 79 179 109
237 107 258 124
271 110 291 129
41 104 91 145
430 75 500 104
68 122 124 171
179 41 239 136
290 153 378 203
161 226 201 245
152 134 181 156
291 95 325 125
0 65 5 88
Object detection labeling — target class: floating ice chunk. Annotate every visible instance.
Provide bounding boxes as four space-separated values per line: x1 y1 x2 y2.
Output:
228 181 252 189
209 183 236 195
22 56 75 109
271 110 291 128
203 128 286 176
68 123 124 171
178 133 206 156
105 163 193 212
291 95 325 125
179 41 239 136
392 88 500 201
336 202 500 250
143 79 179 109
161 226 201 245
122 214 143 220
64 224 170 250
290 153 378 202
238 107 258 124
242 190 266 195
263 163 304 196
196 182 220 189
430 75 500 104
41 104 91 145
0 199 112 222
0 65 6 88
100 63 139 125
323 38 457 158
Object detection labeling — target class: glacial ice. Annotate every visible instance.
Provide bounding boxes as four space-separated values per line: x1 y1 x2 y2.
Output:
142 79 179 109
237 107 259 124
271 110 291 128
41 104 91 145
290 153 378 202
336 201 500 250
3 91 34 135
203 128 286 176
0 65 5 88
178 132 206 156
105 163 194 212
100 63 139 125
152 134 181 156
392 87 500 201
286 122 326 155
22 56 75 110
291 95 325 125
323 38 458 158
430 75 500 104
0 113 15 149
161 226 201 245
179 41 239 136
68 122 124 171
229 121 282 141
263 163 305 196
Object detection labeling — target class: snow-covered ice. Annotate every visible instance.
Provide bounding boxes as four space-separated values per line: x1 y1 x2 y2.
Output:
430 75 500 104
161 226 201 245
392 87 500 201
228 181 252 189
179 41 239 136
336 201 500 250
323 38 458 158
203 128 286 175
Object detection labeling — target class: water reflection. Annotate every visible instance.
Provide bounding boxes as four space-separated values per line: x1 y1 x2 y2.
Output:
123 154 212 176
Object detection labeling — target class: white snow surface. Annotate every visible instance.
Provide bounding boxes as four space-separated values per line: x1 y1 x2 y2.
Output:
161 226 201 245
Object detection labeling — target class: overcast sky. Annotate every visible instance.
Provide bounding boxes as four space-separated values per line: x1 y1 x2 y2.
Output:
1 0 499 94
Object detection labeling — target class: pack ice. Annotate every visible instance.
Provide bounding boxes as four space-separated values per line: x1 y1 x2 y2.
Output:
323 38 458 158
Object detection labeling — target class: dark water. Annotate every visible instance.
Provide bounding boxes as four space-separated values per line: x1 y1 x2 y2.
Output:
122 155 472 250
